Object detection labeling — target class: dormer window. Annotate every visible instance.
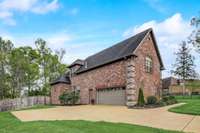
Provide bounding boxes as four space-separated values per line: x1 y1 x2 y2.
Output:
69 59 84 76
145 56 153 73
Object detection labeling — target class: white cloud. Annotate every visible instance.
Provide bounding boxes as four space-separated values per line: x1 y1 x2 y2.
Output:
123 13 199 78
0 11 16 25
0 0 60 25
0 0 37 11
31 0 59 14
0 11 12 18
46 33 72 50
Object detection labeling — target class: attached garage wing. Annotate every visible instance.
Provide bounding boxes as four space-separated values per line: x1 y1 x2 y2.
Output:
96 87 126 105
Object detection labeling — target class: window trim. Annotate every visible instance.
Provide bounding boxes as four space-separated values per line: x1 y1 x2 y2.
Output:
145 56 153 74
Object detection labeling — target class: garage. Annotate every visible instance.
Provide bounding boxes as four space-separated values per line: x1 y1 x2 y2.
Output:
96 87 126 105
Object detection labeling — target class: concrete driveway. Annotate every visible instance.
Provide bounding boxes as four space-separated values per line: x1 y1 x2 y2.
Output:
12 104 200 133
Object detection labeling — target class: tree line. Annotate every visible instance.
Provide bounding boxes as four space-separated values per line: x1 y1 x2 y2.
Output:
0 38 67 100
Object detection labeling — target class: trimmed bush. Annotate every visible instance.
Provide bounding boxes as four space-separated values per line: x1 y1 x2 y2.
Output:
137 88 145 106
147 96 157 105
169 95 176 100
59 91 80 105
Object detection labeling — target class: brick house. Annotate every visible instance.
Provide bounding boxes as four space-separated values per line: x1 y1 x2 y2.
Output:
51 28 164 107
162 77 200 95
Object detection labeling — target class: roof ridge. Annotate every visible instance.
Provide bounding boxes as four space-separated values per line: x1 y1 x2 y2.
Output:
85 28 151 61
74 28 152 73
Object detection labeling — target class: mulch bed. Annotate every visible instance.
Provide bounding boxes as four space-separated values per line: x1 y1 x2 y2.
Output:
129 104 163 109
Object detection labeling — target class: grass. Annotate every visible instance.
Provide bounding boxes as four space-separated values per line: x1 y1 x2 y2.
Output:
169 95 200 115
0 110 182 133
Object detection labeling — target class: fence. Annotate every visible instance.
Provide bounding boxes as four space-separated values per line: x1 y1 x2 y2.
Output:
0 96 50 112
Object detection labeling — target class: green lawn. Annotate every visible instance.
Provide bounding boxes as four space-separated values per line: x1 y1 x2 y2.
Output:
169 96 200 115
0 111 182 133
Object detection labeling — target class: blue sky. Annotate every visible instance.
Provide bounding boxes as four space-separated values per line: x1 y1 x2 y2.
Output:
0 0 200 77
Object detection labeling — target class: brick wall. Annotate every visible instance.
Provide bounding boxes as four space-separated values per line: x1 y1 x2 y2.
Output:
71 60 127 104
51 83 71 104
134 34 161 100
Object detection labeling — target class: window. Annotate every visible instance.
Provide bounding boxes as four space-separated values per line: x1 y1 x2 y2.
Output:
73 86 80 93
145 56 153 73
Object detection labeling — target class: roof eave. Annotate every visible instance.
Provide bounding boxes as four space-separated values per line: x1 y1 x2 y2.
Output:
68 63 83 68
150 30 165 69
160 67 165 71
50 81 71 86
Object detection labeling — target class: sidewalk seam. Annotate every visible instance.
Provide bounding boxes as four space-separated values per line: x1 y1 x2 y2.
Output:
181 116 196 132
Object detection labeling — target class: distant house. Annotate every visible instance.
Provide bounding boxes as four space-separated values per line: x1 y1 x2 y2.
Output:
162 77 180 95
50 28 164 107
162 77 200 95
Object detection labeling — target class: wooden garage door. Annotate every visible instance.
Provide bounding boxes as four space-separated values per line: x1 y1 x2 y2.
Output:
96 87 126 105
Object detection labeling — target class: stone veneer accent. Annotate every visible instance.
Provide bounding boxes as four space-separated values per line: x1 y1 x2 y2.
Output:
126 57 137 107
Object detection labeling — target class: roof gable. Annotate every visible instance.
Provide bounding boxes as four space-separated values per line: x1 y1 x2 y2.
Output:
69 59 84 68
133 29 164 70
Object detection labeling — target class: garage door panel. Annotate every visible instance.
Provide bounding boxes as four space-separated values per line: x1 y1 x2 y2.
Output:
97 88 126 105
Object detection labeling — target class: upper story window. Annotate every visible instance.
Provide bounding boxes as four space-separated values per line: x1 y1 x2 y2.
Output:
145 56 153 73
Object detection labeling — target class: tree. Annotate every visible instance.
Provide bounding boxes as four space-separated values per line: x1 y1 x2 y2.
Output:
0 38 13 99
55 48 68 75
0 37 67 99
35 38 67 96
189 13 200 53
35 38 52 95
137 88 145 106
171 41 197 80
9 48 30 98
17 47 40 95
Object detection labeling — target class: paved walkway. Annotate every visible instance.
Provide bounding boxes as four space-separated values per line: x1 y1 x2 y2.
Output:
12 104 200 133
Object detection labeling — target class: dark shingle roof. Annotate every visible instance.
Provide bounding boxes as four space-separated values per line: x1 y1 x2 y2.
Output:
68 28 164 74
68 59 84 68
162 77 173 89
76 29 151 73
162 77 178 89
50 73 71 85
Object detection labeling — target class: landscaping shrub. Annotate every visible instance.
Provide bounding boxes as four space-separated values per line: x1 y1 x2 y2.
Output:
59 91 80 105
169 95 176 100
162 96 169 102
158 100 167 106
137 88 145 106
161 95 177 105
147 96 157 105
